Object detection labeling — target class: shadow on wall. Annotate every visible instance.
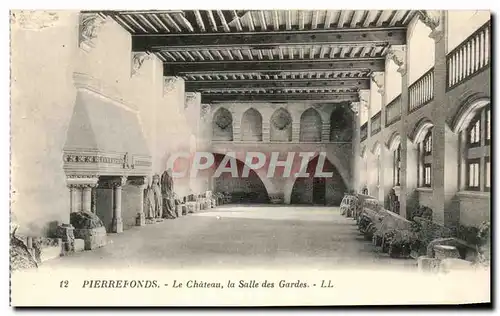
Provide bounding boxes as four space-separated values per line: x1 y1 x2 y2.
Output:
211 153 270 204
290 155 347 206
330 104 353 142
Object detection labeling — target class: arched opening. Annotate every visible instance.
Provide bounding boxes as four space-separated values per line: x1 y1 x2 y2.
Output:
212 107 233 141
211 153 270 204
240 108 263 141
270 108 292 142
329 104 353 142
290 155 347 206
299 108 322 142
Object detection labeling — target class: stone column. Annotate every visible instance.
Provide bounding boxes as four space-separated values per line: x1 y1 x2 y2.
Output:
291 122 300 142
398 42 417 219
66 175 99 214
68 185 79 213
351 101 361 191
111 176 127 233
429 11 459 228
129 176 147 226
82 185 93 213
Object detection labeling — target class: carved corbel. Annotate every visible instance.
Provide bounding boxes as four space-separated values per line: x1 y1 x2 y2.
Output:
79 12 106 52
163 76 182 95
371 72 384 95
11 10 60 30
387 45 407 75
131 52 151 77
127 176 147 187
200 104 212 119
66 175 99 189
418 10 443 41
350 101 360 115
185 92 200 109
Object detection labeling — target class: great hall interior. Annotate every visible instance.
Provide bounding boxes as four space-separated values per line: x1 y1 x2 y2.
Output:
10 10 491 272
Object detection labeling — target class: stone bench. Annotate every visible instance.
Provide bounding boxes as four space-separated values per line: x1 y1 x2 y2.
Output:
417 237 478 273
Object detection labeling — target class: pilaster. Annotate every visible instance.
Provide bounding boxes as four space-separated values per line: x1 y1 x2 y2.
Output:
321 122 331 143
351 101 361 191
430 11 459 229
262 121 271 142
291 122 300 142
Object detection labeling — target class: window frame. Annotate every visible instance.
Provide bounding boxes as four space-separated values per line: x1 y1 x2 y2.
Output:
423 163 432 187
466 158 481 191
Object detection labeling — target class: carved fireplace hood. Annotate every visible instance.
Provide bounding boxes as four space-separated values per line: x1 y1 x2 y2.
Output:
63 87 152 178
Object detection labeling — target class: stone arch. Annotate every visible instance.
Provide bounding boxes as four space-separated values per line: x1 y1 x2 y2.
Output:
371 141 382 155
240 108 263 141
284 154 348 206
387 131 401 152
209 151 275 202
212 107 233 141
409 117 434 143
270 107 292 142
283 151 350 204
451 95 490 133
299 107 322 142
360 145 367 158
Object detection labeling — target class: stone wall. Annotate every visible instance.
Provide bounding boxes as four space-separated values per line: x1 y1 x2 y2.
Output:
11 11 205 236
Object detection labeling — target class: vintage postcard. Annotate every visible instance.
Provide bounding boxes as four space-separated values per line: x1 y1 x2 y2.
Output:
10 9 491 306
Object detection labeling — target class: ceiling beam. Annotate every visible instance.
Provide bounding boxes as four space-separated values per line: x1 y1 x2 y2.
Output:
185 78 370 90
202 92 359 103
131 27 406 50
164 58 384 74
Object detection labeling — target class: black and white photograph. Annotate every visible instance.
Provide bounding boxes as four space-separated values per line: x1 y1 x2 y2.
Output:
8 8 492 306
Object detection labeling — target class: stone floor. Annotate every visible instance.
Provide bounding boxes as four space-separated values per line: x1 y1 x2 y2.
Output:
42 205 417 271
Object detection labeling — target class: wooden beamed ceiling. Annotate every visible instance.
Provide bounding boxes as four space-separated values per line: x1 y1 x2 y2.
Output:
97 10 416 103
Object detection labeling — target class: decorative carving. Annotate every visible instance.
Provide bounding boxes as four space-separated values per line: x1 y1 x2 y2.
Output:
418 10 443 40
11 10 59 30
387 46 406 75
214 109 233 130
200 104 211 119
123 152 134 169
271 109 292 130
350 102 360 115
79 13 105 51
163 76 182 95
371 72 384 95
128 176 147 186
185 92 200 109
131 52 151 76
64 153 124 165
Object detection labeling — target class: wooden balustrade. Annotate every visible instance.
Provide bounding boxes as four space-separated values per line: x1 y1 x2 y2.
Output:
447 21 490 91
360 122 368 141
370 111 381 136
409 68 434 112
385 95 401 127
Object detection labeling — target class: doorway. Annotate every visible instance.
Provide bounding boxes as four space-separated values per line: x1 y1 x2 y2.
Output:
312 177 326 205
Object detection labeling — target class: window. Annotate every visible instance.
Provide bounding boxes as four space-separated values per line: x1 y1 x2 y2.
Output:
486 108 490 145
485 157 490 190
423 163 432 187
418 128 433 187
467 159 480 190
393 144 401 186
462 105 490 192
423 131 432 155
467 115 481 147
